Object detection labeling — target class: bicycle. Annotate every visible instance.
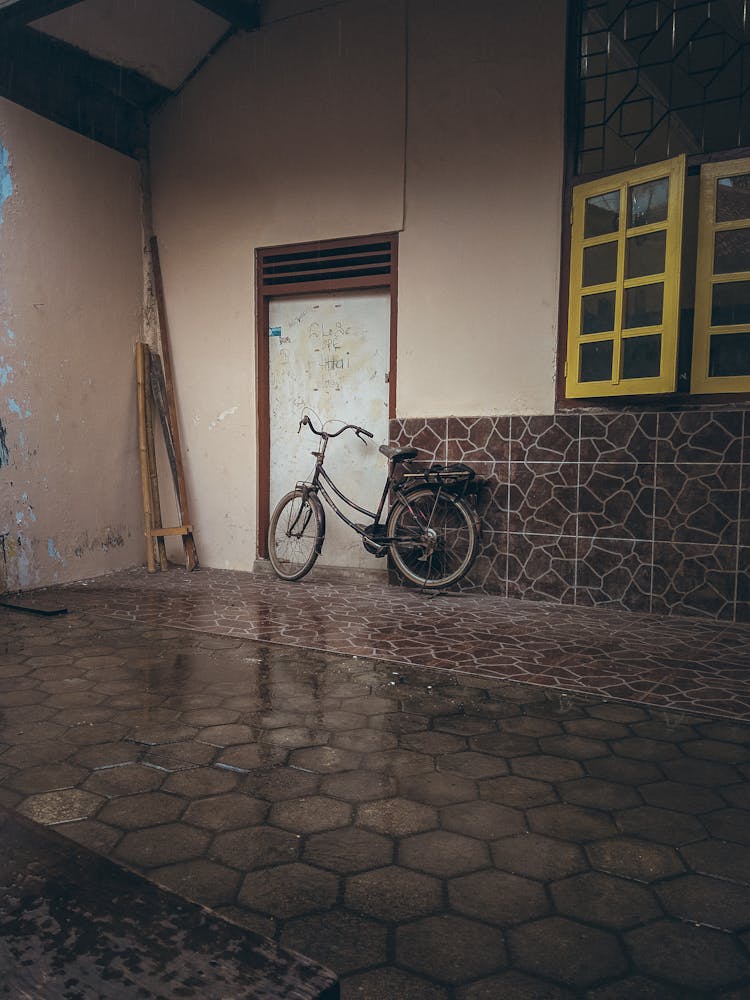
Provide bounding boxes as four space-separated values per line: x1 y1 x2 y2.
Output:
267 415 481 589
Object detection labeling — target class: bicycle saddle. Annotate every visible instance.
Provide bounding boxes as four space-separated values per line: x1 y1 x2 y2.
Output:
379 445 418 463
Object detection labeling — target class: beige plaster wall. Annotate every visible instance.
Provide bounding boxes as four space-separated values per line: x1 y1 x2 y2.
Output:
0 99 144 592
149 0 408 570
398 0 566 416
149 0 566 569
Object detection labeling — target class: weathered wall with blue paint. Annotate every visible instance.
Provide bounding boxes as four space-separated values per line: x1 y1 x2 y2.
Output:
0 99 144 593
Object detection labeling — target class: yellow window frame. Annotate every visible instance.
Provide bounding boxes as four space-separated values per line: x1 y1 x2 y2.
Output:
566 155 686 399
691 156 750 394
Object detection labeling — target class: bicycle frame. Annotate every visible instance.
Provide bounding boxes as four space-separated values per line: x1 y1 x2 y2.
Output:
294 424 440 547
298 432 389 539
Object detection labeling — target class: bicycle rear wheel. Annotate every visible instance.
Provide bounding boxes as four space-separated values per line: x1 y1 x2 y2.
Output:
268 489 323 581
386 487 478 589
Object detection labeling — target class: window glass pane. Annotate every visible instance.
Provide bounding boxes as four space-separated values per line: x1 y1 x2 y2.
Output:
584 190 620 237
580 340 614 382
628 177 669 227
582 290 616 334
622 334 661 379
626 230 666 278
711 280 750 326
624 283 663 328
716 173 750 223
714 228 750 274
583 242 618 286
708 332 750 377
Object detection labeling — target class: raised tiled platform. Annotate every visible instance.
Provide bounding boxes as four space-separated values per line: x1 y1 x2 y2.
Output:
31 565 750 720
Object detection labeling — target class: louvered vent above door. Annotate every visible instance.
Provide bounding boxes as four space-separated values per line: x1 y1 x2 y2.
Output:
258 235 396 295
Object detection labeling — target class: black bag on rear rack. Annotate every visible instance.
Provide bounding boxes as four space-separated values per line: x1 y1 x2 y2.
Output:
401 462 479 498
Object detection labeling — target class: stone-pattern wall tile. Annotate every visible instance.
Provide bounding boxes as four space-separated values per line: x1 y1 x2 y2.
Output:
509 415 580 464
390 419 446 462
507 533 577 605
736 550 750 624
508 462 578 536
652 543 737 621
393 408 750 622
579 413 657 464
446 417 511 463
577 463 655 541
654 464 741 546
576 538 653 612
740 472 750 549
657 411 743 464
460 531 507 595
473 465 509 535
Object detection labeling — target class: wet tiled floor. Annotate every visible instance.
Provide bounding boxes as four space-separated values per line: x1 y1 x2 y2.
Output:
40 565 750 720
1 569 750 997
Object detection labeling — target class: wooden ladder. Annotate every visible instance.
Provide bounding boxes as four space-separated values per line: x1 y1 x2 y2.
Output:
135 237 198 573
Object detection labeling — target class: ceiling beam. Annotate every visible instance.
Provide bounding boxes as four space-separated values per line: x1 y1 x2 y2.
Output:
0 0 82 30
0 27 171 158
191 0 260 31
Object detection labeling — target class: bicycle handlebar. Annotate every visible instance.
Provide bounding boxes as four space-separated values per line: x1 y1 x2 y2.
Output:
298 415 374 442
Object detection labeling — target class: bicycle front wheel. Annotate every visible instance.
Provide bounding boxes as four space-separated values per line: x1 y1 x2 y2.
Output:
387 487 478 589
268 489 323 581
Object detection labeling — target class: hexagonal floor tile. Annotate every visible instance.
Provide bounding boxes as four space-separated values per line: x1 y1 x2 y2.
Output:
399 771 478 807
161 767 239 798
491 833 587 881
114 822 210 868
345 865 441 921
304 826 393 873
440 800 526 840
97 791 186 830
17 788 103 825
400 830 489 877
509 917 627 989
586 837 684 883
626 920 750 991
151 859 240 907
356 797 438 836
320 770 397 803
449 869 549 926
238 863 338 918
82 763 163 797
288 745 361 773
551 872 661 929
210 824 300 870
342 967 449 1000
269 795 352 834
183 793 267 831
281 910 387 976
396 914 506 986
656 873 750 931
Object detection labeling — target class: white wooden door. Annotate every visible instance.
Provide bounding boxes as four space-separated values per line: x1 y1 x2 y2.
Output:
268 291 390 569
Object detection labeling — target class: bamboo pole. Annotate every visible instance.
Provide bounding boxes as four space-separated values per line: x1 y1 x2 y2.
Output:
149 236 198 571
144 347 168 571
136 341 156 573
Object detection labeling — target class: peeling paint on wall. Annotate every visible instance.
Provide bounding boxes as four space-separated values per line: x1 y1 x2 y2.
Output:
208 405 239 431
47 538 63 563
0 418 8 467
0 141 13 222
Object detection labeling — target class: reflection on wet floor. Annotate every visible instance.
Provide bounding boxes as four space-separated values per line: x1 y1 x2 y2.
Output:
1 597 750 998
40 566 750 720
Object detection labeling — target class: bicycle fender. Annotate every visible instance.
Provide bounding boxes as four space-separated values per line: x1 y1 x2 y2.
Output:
307 491 326 555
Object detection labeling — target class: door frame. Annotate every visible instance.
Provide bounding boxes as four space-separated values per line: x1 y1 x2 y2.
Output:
255 233 399 558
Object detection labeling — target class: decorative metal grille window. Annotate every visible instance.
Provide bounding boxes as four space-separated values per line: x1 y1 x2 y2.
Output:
577 0 750 176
